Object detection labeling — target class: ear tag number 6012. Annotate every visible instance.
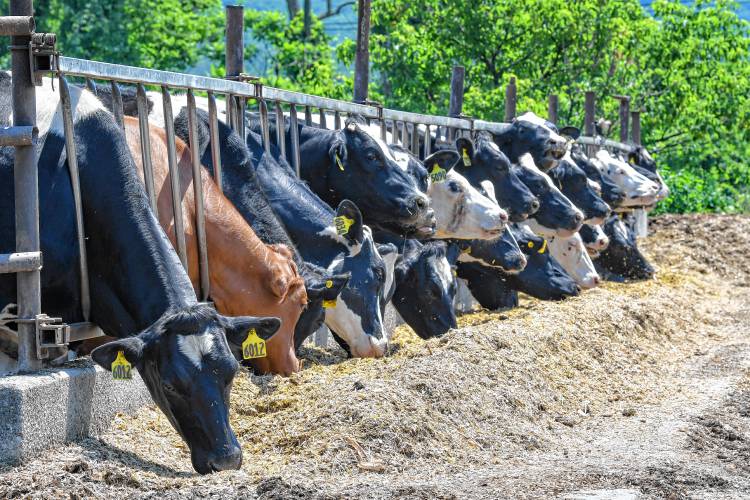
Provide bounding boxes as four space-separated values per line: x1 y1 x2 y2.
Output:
242 328 267 360
111 350 132 380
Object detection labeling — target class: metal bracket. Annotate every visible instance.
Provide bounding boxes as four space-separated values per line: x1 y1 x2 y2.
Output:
34 314 69 359
29 32 57 86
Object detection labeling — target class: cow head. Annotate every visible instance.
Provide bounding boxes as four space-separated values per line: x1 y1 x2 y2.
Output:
515 154 584 238
492 112 571 170
506 226 580 300
453 135 539 222
456 262 520 311
548 233 600 289
579 223 610 257
548 152 611 225
294 264 350 350
91 305 281 474
322 200 397 357
327 119 435 238
455 226 527 274
596 215 655 280
594 150 659 207
625 147 670 204
393 240 458 339
571 149 625 209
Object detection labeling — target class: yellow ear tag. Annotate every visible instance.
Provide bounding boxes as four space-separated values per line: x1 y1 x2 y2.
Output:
527 241 534 249
333 215 355 236
629 157 635 165
325 280 333 288
323 299 337 308
462 148 471 167
429 164 447 183
242 328 267 360
462 245 471 255
335 154 345 171
111 351 132 380
538 239 548 254
452 268 457 278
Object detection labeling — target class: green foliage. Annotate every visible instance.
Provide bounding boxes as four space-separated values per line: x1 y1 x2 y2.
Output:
0 0 224 71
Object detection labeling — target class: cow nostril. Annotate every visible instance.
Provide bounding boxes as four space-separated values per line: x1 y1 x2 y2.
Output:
529 199 540 213
574 212 584 224
415 197 427 210
593 276 600 285
499 211 508 223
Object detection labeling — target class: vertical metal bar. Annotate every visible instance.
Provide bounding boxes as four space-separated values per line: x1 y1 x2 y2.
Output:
161 86 188 270
59 76 91 324
400 121 408 148
410 122 419 155
225 5 244 80
304 105 312 126
618 96 630 143
289 104 301 178
187 90 210 301
237 96 246 139
548 94 559 125
353 0 371 103
334 111 341 130
136 84 157 213
274 101 286 159
584 91 596 156
424 124 431 157
109 80 124 130
631 110 641 145
84 78 96 95
505 76 517 122
226 93 235 132
379 117 386 141
319 108 327 130
207 92 224 193
259 98 271 154
11 0 41 370
449 65 465 118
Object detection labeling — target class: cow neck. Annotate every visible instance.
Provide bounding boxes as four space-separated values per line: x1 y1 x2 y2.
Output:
296 126 338 202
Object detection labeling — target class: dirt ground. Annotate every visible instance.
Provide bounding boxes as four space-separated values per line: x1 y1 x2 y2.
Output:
1 214 749 500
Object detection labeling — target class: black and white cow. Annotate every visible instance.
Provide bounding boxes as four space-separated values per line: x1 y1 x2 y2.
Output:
172 108 350 348
451 135 540 222
571 149 626 209
626 146 670 204
579 223 610 257
0 75 279 474
451 227 528 274
593 150 660 208
514 154 584 237
595 214 655 281
491 112 571 171
250 116 436 239
547 152 611 225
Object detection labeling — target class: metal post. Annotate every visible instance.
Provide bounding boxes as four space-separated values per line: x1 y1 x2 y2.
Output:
207 92 224 193
319 108 327 130
584 91 596 156
423 124 431 157
631 110 641 145
304 105 312 126
289 104 301 177
448 65 464 142
136 84 158 212
187 90 210 301
11 0 42 370
353 0 371 103
617 96 630 143
275 101 286 159
258 98 271 153
548 94 558 125
225 6 244 80
109 80 124 130
504 76 517 122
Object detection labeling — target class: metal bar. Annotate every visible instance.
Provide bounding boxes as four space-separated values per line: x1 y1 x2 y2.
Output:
410 122 419 155
258 98 271 154
423 124 431 157
59 75 91 324
505 76 517 122
289 105 301 177
187 90 211 301
319 108 327 130
264 86 378 116
136 83 157 213
226 93 236 132
304 105 312 126
161 86 189 270
237 96 246 139
631 111 641 145
400 121 408 148
382 108 471 129
584 91 596 156
225 5 244 80
618 96 630 143
109 80 124 130
84 78 97 95
379 118 386 141
274 101 286 159
353 0 371 103
0 15 34 36
576 136 636 153
207 92 224 192
334 111 341 130
0 252 42 274
548 94 558 125
0 125 33 146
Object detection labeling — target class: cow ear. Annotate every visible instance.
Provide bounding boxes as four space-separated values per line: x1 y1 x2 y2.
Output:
455 138 475 166
91 337 145 372
334 199 364 245
329 131 347 169
424 150 459 174
224 316 282 347
559 126 580 141
305 271 350 301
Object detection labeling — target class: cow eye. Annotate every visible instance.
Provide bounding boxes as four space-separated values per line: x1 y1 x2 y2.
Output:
448 182 461 193
366 151 377 162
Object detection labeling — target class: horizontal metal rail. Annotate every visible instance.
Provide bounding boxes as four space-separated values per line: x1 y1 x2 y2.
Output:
264 86 379 117
0 125 34 146
0 15 34 36
577 135 636 153
382 108 471 130
0 251 42 274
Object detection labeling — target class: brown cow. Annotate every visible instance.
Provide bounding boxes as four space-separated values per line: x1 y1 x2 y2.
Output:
123 116 306 376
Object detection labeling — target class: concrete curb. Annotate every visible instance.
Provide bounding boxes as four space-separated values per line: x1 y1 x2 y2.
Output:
0 359 151 464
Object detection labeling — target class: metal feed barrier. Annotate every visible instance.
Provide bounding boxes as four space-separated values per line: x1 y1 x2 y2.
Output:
1 1 642 370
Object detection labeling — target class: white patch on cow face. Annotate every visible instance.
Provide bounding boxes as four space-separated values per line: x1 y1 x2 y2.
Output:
177 332 215 369
487 141 502 154
317 225 363 256
584 224 610 252
434 255 453 295
520 218 557 238
596 150 659 207
549 233 599 289
516 111 566 145
324 299 387 358
480 179 497 204
430 170 506 240
32 77 103 139
388 146 412 172
357 123 397 164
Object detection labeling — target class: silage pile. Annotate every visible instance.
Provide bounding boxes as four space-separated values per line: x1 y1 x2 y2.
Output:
0 214 748 498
